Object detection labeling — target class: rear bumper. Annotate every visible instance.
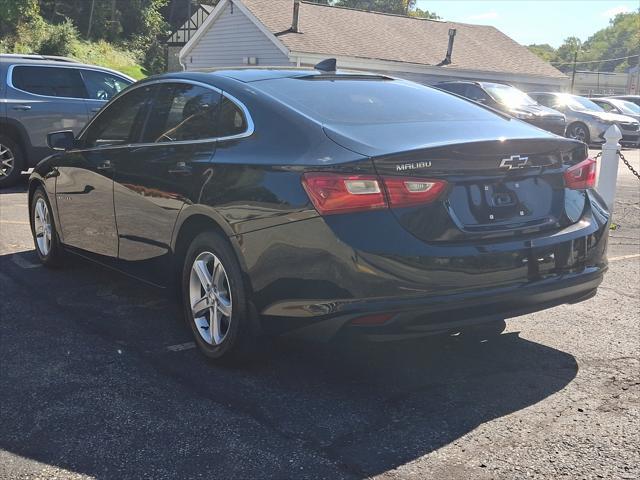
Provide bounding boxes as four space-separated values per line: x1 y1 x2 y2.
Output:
241 191 610 340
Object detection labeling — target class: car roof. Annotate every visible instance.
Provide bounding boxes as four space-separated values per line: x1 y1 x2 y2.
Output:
180 67 393 83
0 54 135 82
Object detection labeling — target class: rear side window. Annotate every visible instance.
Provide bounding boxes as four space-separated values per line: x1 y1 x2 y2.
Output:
218 96 248 137
141 83 221 143
11 66 86 98
81 70 131 101
438 83 467 95
82 85 151 148
257 77 499 125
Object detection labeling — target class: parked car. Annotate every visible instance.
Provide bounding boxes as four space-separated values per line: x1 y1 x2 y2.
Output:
436 81 566 135
29 66 609 362
0 54 134 187
591 97 640 123
605 95 640 108
529 92 640 147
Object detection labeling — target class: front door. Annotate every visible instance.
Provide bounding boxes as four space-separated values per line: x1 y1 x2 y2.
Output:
56 84 152 258
112 82 220 280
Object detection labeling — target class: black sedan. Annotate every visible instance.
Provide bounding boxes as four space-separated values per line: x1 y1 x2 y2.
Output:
29 65 609 362
437 81 567 136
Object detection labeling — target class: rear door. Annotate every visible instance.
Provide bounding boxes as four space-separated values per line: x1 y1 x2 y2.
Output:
80 68 132 118
56 84 151 257
7 65 89 163
112 81 219 279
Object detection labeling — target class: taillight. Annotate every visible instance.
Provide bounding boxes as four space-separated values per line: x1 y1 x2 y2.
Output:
564 158 596 190
301 173 386 215
302 173 447 215
383 176 448 208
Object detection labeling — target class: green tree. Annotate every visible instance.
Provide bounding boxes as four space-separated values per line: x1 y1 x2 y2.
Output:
527 44 556 63
0 0 40 36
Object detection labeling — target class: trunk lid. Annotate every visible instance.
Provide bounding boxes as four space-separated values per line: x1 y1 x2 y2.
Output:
366 136 586 243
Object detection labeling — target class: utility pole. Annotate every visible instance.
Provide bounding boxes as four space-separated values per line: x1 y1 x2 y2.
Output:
87 0 95 39
570 51 578 94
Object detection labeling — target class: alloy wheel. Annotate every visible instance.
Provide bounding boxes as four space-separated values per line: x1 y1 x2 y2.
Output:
189 251 233 345
569 125 587 143
33 198 52 256
0 143 15 178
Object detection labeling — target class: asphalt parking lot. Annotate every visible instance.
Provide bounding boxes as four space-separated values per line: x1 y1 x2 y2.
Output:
1 149 638 480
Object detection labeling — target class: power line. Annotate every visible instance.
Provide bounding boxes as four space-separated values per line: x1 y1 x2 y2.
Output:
551 54 639 66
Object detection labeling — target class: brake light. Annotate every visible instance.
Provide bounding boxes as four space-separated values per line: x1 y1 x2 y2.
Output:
383 176 448 208
302 173 447 215
564 158 596 190
301 173 386 215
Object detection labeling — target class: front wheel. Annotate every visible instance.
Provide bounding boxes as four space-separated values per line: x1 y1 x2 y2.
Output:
30 187 64 267
567 123 590 145
181 231 257 362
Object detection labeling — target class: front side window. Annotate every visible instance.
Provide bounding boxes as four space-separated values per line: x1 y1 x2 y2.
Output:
466 85 492 103
141 83 221 143
81 85 151 148
81 70 131 101
12 66 86 98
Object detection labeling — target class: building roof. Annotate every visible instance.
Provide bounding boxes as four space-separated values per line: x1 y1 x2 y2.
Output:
240 0 566 79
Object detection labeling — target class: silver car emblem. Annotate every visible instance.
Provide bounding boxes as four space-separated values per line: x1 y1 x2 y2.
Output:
500 155 529 170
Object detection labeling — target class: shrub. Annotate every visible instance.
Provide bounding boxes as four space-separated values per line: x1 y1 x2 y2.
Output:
39 19 79 57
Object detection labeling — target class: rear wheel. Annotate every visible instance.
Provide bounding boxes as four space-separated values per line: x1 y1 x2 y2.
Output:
0 134 24 188
30 187 64 267
181 231 257 362
567 123 590 144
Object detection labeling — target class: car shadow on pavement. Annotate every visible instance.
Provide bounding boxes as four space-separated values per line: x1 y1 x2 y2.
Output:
0 175 29 194
0 249 579 479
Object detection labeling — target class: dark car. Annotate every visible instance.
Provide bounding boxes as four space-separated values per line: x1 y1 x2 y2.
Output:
29 67 609 362
0 54 133 187
436 81 567 136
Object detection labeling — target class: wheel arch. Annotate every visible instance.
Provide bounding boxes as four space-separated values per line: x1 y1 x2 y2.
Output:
171 207 252 292
0 118 30 161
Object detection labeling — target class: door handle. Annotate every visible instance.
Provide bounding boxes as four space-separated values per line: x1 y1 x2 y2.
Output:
168 161 192 175
96 160 113 171
12 105 31 111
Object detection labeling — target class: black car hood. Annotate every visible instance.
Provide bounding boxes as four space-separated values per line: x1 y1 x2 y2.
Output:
323 118 564 157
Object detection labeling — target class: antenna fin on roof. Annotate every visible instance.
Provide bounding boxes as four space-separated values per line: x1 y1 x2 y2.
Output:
314 58 337 73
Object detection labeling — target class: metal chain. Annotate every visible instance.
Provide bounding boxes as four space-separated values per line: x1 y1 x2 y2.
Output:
617 150 640 181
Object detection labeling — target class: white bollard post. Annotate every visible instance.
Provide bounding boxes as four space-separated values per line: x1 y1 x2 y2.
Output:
595 124 622 212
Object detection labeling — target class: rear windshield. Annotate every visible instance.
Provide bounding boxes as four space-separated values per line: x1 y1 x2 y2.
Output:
256 77 501 125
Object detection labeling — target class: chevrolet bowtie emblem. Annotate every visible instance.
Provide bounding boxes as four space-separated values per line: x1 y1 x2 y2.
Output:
500 155 529 169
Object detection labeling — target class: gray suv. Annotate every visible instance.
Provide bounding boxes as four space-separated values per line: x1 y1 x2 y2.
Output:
0 54 134 187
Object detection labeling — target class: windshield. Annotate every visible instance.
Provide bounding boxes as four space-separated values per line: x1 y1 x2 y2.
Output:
483 84 538 107
256 77 502 125
557 94 605 112
610 99 640 115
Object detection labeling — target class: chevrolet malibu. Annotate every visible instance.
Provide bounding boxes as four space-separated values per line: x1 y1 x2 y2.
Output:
29 66 610 362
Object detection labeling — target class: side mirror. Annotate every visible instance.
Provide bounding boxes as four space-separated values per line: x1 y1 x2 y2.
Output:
47 130 75 151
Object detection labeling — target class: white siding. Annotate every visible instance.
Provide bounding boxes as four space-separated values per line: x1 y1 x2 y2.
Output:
184 3 292 70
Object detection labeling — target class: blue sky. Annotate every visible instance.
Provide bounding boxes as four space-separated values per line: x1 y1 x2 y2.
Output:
416 1 639 47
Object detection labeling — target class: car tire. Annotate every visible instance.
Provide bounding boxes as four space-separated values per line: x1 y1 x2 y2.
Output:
181 230 257 363
0 134 25 188
567 123 590 145
30 186 64 267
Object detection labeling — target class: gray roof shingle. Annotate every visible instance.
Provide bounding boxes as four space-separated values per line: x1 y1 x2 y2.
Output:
241 0 566 79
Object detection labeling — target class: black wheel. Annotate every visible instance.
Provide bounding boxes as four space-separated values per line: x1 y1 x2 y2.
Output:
30 187 64 267
0 134 25 188
567 123 590 145
181 230 257 362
